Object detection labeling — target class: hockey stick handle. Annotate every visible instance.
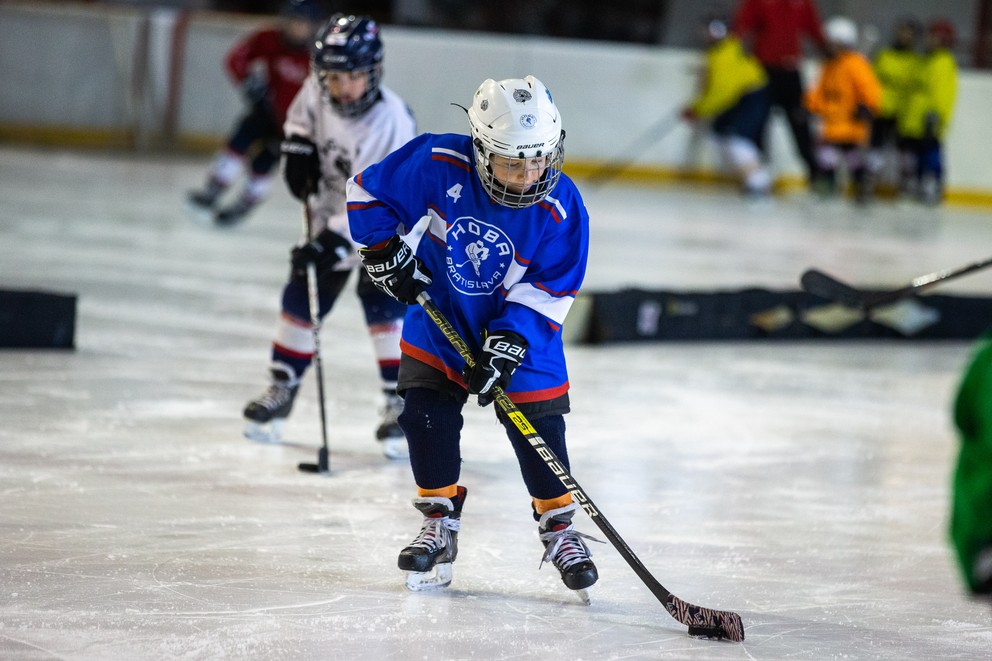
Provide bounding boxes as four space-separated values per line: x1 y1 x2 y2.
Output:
304 201 330 471
415 291 744 641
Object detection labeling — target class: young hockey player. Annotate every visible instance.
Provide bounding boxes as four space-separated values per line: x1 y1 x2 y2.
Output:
187 0 321 226
803 16 882 203
866 18 922 199
347 75 599 596
682 16 773 197
242 14 417 460
898 19 958 205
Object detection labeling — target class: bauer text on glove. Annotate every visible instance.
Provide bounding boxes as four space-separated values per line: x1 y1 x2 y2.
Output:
463 330 528 407
359 235 432 304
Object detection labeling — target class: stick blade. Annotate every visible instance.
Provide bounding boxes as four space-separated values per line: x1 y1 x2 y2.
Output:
800 269 866 308
666 595 745 642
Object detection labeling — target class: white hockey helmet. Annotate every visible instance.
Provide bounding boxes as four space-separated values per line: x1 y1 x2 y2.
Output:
467 75 565 208
825 16 858 48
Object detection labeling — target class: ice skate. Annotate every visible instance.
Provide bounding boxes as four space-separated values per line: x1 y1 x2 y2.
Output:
243 367 300 443
399 486 467 591
214 194 258 227
186 179 225 224
375 391 408 460
538 503 602 603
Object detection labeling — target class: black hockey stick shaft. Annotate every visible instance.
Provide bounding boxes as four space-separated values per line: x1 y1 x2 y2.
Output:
585 112 682 189
301 201 330 473
802 255 992 309
416 291 744 642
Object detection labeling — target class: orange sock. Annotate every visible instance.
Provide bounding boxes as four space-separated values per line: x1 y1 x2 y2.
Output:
533 493 573 514
417 484 458 499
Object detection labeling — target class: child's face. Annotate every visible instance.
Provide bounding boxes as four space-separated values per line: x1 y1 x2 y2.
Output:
322 71 370 106
488 154 548 194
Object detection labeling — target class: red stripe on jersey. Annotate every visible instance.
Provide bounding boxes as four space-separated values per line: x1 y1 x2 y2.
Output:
514 252 531 266
537 200 563 223
546 319 561 332
347 200 386 212
427 204 447 220
432 154 471 171
534 281 578 297
400 339 467 387
507 380 570 404
426 231 447 247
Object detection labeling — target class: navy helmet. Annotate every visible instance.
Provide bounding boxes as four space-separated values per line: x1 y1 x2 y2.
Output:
282 0 323 23
312 14 384 117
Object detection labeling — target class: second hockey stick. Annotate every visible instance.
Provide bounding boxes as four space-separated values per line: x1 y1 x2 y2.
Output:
298 201 331 475
416 291 745 642
801 255 992 310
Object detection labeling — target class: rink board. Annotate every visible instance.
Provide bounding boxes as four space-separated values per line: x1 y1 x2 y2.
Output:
0 289 76 349
583 288 992 343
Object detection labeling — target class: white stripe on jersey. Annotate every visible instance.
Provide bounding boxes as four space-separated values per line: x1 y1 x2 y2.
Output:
544 194 567 221
431 147 471 163
505 282 574 325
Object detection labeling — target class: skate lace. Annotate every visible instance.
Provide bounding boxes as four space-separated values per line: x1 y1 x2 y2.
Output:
410 516 460 552
540 525 603 571
256 383 293 409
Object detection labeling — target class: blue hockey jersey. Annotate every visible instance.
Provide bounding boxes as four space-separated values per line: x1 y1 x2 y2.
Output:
347 133 590 403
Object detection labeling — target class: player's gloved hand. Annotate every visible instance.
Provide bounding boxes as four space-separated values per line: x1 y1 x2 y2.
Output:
281 135 321 200
290 228 351 280
853 103 873 122
462 330 528 407
923 112 940 139
241 71 269 105
358 235 433 304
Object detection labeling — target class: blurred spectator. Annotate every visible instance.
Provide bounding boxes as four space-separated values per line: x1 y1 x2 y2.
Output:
186 0 322 226
866 18 922 200
682 16 772 197
732 0 827 186
897 19 958 206
803 16 881 203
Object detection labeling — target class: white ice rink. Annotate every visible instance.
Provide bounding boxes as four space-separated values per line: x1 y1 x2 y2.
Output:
2 145 991 659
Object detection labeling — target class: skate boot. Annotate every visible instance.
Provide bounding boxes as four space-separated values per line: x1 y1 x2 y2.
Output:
186 179 225 224
399 486 467 591
214 194 258 227
375 390 408 460
243 367 300 443
538 503 602 603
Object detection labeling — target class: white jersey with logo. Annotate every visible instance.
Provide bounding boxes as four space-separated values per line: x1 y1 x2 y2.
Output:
284 76 416 268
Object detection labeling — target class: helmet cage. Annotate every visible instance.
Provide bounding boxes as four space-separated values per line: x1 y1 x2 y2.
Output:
467 76 565 209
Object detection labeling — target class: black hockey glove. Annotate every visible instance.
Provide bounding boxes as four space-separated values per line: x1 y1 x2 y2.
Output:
291 228 351 280
853 103 874 122
281 135 321 201
241 71 269 106
358 235 433 305
463 330 528 407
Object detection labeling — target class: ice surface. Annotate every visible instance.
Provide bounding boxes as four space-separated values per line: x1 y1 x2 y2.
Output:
1 146 991 659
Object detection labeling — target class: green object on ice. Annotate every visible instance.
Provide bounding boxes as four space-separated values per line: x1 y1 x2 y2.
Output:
950 336 992 595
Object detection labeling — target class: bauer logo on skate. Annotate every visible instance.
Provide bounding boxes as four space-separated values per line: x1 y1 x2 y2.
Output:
446 216 514 296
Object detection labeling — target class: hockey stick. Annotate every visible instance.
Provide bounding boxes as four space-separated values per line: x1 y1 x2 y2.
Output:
801 255 992 310
416 291 745 642
298 200 331 475
584 111 682 189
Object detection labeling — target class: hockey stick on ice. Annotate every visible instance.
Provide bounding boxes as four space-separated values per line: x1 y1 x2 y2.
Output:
416 291 745 642
584 111 682 189
298 200 331 475
801 255 992 310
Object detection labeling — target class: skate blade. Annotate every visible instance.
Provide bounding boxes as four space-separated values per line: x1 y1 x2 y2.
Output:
243 419 285 444
405 563 452 591
380 437 409 460
575 588 591 606
185 201 215 227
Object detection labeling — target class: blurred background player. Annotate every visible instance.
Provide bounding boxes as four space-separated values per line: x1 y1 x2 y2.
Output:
732 0 827 187
242 14 417 460
186 0 321 226
950 336 992 600
682 15 772 198
803 16 881 203
866 18 922 201
347 75 600 596
897 19 958 206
